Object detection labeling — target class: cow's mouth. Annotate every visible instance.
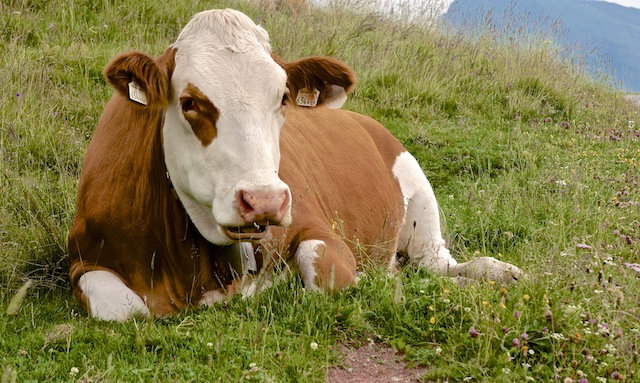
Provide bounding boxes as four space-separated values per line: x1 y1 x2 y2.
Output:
224 224 268 241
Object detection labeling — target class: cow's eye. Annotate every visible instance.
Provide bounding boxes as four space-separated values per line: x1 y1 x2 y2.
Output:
181 97 198 113
281 89 290 106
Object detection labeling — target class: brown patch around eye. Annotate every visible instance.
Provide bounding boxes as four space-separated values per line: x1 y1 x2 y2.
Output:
181 84 219 146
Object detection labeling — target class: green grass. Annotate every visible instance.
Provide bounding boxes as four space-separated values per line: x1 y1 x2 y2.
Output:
2 0 640 381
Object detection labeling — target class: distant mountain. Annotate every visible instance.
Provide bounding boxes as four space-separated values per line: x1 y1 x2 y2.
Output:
444 0 640 91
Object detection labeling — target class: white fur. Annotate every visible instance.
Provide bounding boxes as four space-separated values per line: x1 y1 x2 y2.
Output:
175 9 271 54
163 9 291 245
392 151 457 273
199 290 226 306
78 270 149 321
294 240 325 290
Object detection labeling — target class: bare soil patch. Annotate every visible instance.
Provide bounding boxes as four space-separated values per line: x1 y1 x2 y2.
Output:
328 343 427 383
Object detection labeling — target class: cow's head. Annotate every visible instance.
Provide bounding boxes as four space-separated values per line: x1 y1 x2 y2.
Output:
103 9 355 245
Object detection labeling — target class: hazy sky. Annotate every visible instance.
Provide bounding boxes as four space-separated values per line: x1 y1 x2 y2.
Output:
437 0 640 15
598 0 640 8
316 0 640 18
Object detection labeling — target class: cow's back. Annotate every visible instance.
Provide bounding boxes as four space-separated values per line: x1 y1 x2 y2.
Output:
277 106 406 265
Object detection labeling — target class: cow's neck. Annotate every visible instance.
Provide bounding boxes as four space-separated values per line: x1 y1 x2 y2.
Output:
99 97 186 239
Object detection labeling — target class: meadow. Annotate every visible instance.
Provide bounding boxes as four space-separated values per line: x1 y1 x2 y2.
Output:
1 0 639 381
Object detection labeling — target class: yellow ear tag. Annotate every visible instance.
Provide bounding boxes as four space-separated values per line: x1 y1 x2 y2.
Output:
128 81 148 105
295 88 320 107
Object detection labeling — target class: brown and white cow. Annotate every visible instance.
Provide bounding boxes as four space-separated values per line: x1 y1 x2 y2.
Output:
68 9 524 321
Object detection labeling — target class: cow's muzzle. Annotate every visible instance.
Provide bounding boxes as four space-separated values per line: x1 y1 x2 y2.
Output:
225 186 291 241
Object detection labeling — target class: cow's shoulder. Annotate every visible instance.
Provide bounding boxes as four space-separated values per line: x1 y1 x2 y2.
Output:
342 110 406 162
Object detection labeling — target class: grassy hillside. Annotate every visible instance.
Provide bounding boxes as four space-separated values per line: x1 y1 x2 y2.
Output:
1 0 639 381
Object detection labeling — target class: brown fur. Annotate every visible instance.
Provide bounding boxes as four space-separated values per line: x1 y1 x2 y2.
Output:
181 84 219 146
261 106 406 289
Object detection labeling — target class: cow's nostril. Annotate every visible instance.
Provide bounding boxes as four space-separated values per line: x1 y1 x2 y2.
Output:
238 190 255 217
279 189 291 217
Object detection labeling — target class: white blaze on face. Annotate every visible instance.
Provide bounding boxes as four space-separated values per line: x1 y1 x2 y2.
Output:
162 9 292 245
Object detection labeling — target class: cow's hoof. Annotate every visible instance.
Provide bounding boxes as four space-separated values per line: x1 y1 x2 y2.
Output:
452 257 526 284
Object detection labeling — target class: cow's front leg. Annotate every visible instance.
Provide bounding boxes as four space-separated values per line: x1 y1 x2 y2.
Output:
294 235 357 291
78 270 149 321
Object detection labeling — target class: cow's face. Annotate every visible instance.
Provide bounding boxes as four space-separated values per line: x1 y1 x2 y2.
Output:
103 9 355 246
162 10 292 244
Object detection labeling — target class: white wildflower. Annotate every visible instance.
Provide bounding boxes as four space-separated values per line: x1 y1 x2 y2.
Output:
310 342 318 350
70 367 79 377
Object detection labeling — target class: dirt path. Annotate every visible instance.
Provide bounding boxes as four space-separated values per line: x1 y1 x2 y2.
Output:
328 343 427 383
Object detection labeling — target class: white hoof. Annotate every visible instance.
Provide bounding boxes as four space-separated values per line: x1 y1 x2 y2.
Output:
450 257 526 284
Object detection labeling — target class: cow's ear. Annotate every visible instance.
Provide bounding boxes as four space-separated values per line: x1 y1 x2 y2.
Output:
103 48 176 107
281 56 356 109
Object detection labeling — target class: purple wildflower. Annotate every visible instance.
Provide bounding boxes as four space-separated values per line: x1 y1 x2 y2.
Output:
600 323 610 337
578 378 588 383
611 371 621 380
512 338 521 347
514 311 522 319
469 326 479 338
520 332 529 340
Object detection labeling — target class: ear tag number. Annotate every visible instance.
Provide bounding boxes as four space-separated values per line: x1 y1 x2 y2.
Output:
295 88 320 107
128 81 147 105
